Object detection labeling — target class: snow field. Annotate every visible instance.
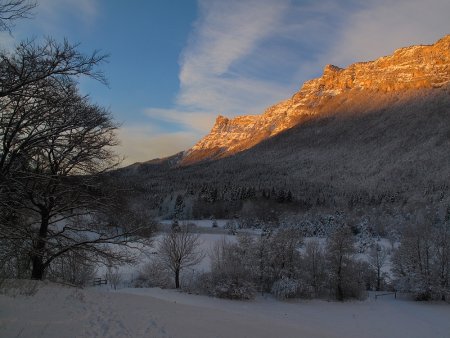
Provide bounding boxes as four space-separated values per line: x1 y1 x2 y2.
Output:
1 281 450 338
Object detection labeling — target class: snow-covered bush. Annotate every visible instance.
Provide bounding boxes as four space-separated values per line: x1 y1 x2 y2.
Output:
105 266 122 290
211 278 256 300
195 272 256 300
264 226 303 284
46 251 96 287
0 238 32 279
134 260 172 288
180 269 203 294
200 236 257 299
300 240 327 298
224 219 238 235
326 225 367 300
392 220 450 301
271 277 299 300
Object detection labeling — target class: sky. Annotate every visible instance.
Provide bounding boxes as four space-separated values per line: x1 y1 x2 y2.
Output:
4 0 450 165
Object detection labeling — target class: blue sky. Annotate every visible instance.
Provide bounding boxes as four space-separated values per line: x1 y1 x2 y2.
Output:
5 0 450 164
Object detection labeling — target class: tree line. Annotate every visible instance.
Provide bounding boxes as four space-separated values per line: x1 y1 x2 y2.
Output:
137 211 449 302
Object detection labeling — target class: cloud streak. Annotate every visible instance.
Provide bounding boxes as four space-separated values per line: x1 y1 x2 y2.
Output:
144 108 216 134
37 0 98 24
325 0 450 67
177 0 295 115
9 0 99 38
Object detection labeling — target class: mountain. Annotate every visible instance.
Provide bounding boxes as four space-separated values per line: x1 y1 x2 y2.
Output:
181 35 450 165
118 35 450 225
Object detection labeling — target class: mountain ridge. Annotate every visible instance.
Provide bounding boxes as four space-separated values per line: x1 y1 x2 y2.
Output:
180 34 450 166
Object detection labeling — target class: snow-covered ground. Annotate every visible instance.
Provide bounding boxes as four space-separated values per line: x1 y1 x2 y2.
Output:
2 230 447 337
1 281 449 338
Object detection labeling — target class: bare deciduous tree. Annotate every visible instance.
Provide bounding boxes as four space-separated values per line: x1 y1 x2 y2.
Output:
106 265 121 290
0 20 155 281
368 242 389 291
393 219 450 301
303 239 326 297
157 226 204 289
0 39 108 206
326 225 357 301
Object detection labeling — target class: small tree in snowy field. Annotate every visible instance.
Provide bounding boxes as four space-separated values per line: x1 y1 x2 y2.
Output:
392 222 434 299
271 277 299 300
392 219 450 301
206 235 256 299
106 265 121 290
434 221 450 301
253 232 271 294
157 226 204 289
326 225 359 300
267 226 303 282
368 242 389 291
302 239 327 297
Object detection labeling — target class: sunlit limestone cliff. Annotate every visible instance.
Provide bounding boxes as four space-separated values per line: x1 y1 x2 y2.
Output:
181 35 450 165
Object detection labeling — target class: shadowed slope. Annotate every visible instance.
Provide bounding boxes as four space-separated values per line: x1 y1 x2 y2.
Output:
121 84 450 214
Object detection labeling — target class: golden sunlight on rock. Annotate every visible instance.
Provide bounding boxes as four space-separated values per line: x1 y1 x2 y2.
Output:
181 35 450 166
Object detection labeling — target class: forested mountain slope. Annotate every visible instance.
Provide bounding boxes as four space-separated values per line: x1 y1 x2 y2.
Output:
117 35 450 224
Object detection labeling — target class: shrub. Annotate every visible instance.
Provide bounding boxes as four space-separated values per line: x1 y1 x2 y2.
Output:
46 251 96 287
271 277 299 300
210 277 256 300
134 260 172 288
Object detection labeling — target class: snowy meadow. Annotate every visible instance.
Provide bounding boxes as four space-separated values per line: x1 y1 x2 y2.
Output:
2 219 449 338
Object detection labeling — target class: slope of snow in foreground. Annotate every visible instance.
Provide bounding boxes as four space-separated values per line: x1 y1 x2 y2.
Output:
1 281 449 338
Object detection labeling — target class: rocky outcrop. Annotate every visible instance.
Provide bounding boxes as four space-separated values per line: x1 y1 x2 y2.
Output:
181 35 450 165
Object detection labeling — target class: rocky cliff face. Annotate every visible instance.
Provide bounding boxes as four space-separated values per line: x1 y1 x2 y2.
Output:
181 35 450 166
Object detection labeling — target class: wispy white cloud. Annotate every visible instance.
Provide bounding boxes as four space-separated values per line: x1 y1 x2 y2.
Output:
38 0 97 19
33 0 98 31
173 0 360 117
325 0 450 67
144 108 216 134
1 0 100 47
177 0 293 115
181 0 289 80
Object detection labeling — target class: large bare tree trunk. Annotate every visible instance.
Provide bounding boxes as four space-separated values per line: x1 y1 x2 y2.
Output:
31 212 49 279
175 269 180 289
